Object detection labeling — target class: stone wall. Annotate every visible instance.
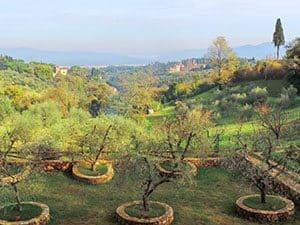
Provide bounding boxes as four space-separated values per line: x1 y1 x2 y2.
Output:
42 160 72 172
0 166 31 185
0 202 50 225
116 201 173 225
271 176 300 205
236 194 295 222
244 156 300 206
184 157 221 168
72 160 114 185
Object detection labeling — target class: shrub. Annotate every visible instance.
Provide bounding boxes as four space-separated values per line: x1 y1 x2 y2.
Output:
239 104 253 121
282 85 298 101
279 93 291 108
232 93 247 104
248 87 268 104
278 85 298 108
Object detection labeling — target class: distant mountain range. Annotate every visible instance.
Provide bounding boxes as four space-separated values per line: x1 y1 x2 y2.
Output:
0 48 148 66
149 42 279 62
0 42 281 66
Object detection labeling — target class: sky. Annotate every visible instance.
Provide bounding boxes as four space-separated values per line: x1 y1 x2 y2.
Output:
0 0 299 55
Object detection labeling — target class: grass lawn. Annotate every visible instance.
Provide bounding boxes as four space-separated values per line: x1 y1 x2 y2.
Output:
0 203 42 221
77 163 108 176
0 167 299 225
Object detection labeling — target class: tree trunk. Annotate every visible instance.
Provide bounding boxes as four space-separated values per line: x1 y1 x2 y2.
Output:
142 194 150 212
260 187 266 204
91 161 97 172
276 45 280 60
12 184 22 212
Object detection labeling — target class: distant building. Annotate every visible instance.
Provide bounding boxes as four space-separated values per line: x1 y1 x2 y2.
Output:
169 63 185 73
53 66 69 76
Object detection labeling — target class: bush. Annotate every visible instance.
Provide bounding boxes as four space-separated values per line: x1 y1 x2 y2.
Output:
278 85 298 108
232 93 247 104
239 104 254 121
282 85 298 101
279 94 291 108
0 96 15 121
248 87 268 104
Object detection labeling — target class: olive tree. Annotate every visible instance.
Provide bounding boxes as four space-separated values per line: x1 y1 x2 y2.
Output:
67 114 134 171
0 113 40 212
224 105 293 204
26 102 66 160
155 101 213 160
119 124 193 217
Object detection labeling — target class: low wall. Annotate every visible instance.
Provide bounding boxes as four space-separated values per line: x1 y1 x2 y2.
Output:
184 157 221 168
42 160 73 172
72 160 114 185
244 156 300 206
236 194 295 222
116 201 173 225
0 166 31 185
270 176 300 205
0 202 50 225
3 157 299 206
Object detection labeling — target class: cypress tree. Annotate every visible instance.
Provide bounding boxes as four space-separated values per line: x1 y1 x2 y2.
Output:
273 18 285 60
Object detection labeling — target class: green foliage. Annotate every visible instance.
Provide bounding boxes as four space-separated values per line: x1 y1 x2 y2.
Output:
155 102 213 158
0 56 32 73
27 102 62 127
164 80 215 102
286 38 300 93
279 85 298 108
206 36 239 85
0 96 15 121
66 114 136 163
286 38 300 59
85 82 115 117
30 62 54 80
248 86 268 104
68 66 89 77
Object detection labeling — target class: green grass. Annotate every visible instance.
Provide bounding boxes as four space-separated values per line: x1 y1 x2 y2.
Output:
243 195 286 211
144 105 175 124
0 167 299 225
77 163 108 176
125 202 166 218
0 203 42 221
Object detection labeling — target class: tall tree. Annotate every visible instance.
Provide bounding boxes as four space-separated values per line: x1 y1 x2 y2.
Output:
206 36 236 88
273 18 285 60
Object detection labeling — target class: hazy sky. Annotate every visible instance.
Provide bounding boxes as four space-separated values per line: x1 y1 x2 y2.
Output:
0 0 299 54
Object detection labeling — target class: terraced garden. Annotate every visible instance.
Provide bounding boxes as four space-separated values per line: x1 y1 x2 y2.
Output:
0 167 299 225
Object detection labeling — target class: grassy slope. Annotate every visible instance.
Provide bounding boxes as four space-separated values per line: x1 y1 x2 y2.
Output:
0 168 299 225
145 79 300 148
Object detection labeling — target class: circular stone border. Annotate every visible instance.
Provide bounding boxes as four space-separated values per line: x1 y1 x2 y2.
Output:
0 202 50 225
156 160 197 178
116 200 174 225
72 160 114 185
0 166 31 186
236 194 295 222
